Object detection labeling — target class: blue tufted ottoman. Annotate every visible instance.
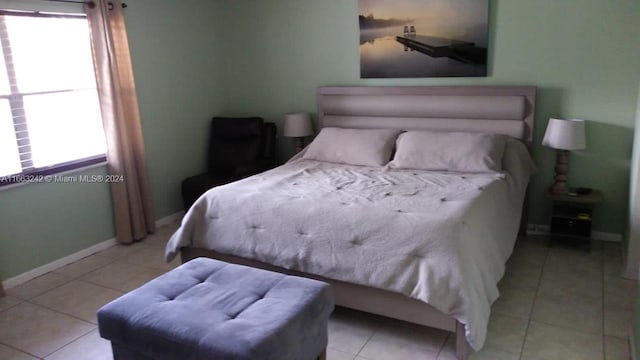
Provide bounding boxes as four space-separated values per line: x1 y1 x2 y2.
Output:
97 258 334 360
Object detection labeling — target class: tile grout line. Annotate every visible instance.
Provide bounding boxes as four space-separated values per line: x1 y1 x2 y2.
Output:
0 225 177 359
434 333 451 359
38 325 97 359
75 273 154 294
18 267 165 331
18 276 128 328
18 298 99 358
517 239 551 360
8 249 147 302
3 222 176 289
95 247 172 271
6 275 77 303
7 253 117 299
74 277 128 295
352 323 379 359
41 327 101 359
6 238 172 306
22 298 99 328
537 243 620 354
0 297 23 314
326 346 359 359
0 339 42 359
4 235 622 360
53 255 118 280
40 331 95 359
74 259 172 292
525 318 605 337
41 237 174 295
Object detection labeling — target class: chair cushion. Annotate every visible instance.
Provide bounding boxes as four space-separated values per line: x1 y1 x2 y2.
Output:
97 258 334 360
181 117 277 211
208 117 265 173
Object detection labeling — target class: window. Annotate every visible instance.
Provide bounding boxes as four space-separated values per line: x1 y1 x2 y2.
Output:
0 12 106 185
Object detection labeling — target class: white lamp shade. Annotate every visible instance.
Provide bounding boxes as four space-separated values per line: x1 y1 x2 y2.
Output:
284 112 313 137
542 118 586 150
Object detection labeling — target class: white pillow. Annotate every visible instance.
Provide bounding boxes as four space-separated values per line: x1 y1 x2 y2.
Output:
303 127 401 166
388 130 507 172
502 137 537 178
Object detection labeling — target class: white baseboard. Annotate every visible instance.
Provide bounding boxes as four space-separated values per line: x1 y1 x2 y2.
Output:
2 211 184 290
592 230 624 242
526 224 622 242
155 211 184 227
2 237 117 289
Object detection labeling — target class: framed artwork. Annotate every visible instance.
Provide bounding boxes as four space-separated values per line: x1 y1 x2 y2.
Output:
359 0 489 78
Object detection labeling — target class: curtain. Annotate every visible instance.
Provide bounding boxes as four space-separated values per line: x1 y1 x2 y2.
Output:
85 0 155 243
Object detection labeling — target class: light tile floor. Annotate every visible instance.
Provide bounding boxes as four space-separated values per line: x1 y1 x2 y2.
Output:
0 221 635 360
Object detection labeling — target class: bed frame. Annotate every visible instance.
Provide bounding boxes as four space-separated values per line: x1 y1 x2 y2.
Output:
181 85 536 360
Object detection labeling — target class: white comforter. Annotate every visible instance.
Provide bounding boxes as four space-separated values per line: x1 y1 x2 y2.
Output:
166 156 532 350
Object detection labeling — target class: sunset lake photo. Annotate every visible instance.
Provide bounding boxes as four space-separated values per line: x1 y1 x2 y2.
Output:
359 0 489 78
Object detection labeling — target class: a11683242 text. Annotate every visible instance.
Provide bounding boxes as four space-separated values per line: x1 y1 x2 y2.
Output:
0 174 124 184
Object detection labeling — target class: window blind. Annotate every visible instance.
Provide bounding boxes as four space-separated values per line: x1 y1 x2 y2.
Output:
0 12 106 183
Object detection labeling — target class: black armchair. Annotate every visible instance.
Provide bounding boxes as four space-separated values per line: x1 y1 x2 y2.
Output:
181 117 276 210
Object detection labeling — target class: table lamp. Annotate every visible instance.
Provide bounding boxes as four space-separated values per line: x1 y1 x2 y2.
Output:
284 112 313 153
542 118 586 195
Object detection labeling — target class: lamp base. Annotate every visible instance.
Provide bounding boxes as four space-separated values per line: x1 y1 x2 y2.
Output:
549 149 570 195
294 137 306 154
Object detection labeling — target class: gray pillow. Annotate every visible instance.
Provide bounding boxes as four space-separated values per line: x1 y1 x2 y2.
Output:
389 130 507 172
303 127 401 166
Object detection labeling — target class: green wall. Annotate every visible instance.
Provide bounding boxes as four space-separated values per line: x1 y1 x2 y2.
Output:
0 0 228 278
0 167 115 280
218 0 640 234
125 0 229 218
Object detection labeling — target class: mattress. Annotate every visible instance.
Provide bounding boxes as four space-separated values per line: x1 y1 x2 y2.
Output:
165 143 534 350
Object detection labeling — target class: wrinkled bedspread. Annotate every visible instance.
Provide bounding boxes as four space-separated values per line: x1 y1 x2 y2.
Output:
166 159 529 350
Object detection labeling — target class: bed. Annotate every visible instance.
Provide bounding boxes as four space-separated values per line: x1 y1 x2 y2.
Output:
165 86 537 360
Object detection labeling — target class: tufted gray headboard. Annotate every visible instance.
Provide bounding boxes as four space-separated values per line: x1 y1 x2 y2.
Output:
317 86 536 148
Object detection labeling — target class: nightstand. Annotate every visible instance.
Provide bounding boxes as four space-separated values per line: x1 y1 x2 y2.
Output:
547 190 602 250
